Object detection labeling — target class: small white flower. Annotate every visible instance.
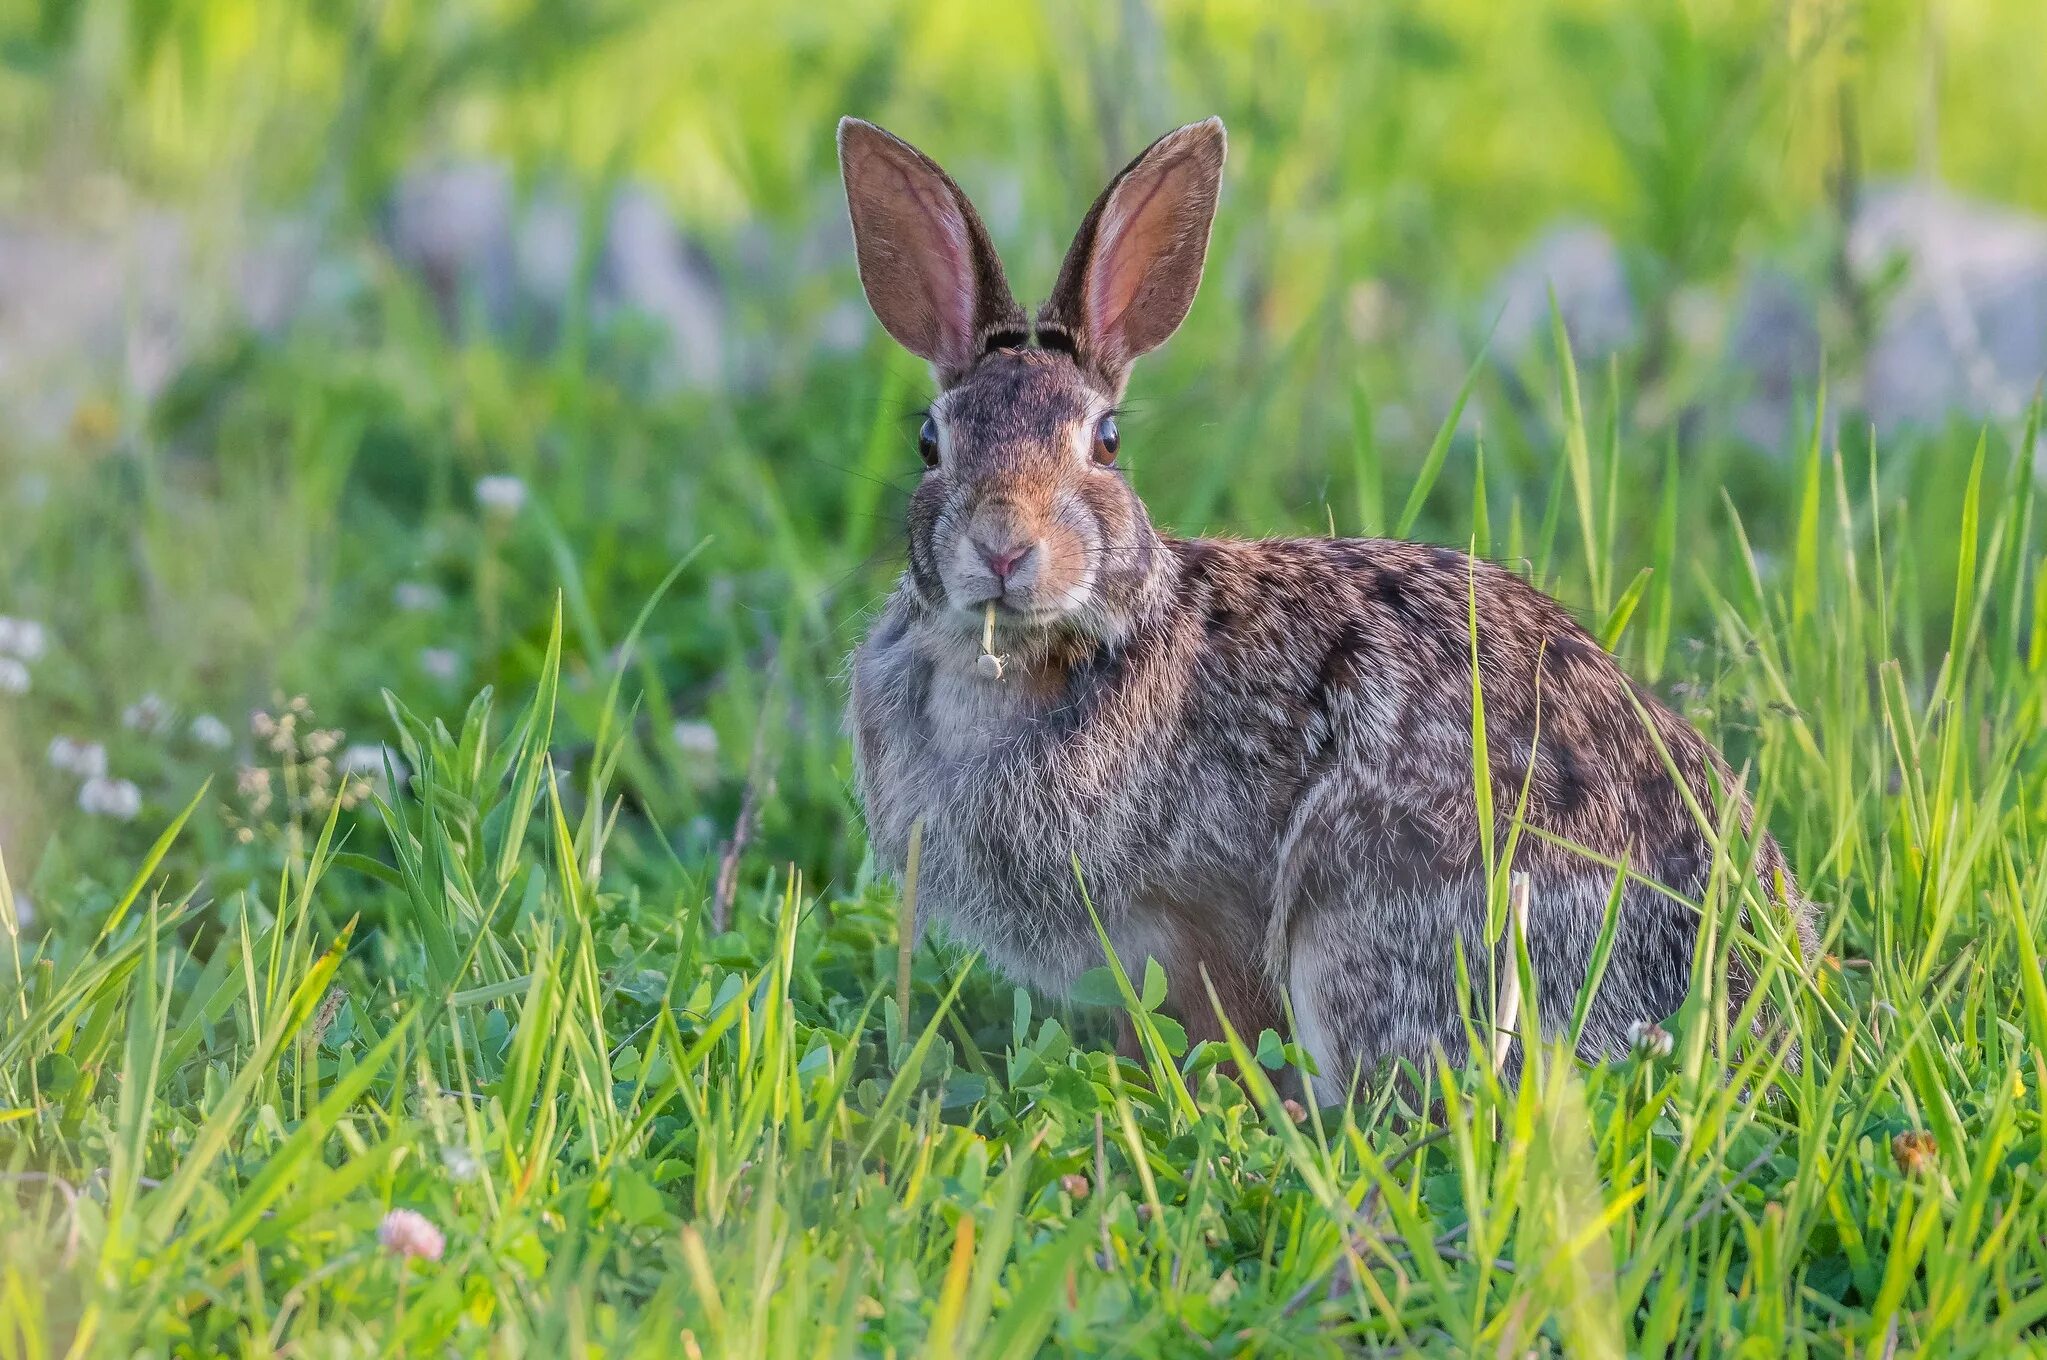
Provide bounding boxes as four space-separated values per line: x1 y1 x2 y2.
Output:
189 714 233 750
122 693 170 734
440 1145 480 1183
419 648 460 683
377 1207 445 1262
393 581 445 612
79 776 142 821
48 738 107 779
0 617 46 662
339 743 408 787
474 475 528 518
1627 1019 1675 1060
671 720 719 760
0 658 28 695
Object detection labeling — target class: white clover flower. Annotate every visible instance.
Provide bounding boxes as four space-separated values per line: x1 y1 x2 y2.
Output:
0 617 46 662
419 648 460 683
48 738 107 779
0 658 28 696
189 714 233 750
672 720 719 760
440 1145 481 1183
1626 1019 1675 1060
393 581 445 612
377 1207 445 1262
474 475 528 518
79 776 142 821
122 693 170 734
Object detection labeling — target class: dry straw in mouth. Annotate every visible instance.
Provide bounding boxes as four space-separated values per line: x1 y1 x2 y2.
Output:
977 602 1007 680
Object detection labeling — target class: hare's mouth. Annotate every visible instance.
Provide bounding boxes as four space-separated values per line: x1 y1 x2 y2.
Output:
950 597 1063 630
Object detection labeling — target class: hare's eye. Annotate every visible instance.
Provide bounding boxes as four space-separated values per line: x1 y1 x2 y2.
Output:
917 415 940 469
1092 414 1120 466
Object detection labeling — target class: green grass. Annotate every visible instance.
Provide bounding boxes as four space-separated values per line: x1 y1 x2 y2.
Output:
6 1 2047 1354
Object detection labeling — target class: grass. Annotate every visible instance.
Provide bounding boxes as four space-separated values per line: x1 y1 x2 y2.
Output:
6 372 2045 1354
6 1 2047 1354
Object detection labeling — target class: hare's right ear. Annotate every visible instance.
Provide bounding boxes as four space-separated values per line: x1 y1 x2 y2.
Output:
838 118 1029 386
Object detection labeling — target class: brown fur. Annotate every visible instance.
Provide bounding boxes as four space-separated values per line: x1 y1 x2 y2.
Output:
837 117 1816 1097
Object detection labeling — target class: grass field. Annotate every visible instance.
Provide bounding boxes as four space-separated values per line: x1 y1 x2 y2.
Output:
5 1 2047 1354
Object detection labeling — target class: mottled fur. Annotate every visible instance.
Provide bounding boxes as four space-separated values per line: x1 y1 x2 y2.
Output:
838 116 1817 1099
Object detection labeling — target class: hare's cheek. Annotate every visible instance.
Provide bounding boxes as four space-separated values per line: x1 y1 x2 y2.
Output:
904 487 958 601
1038 523 1097 601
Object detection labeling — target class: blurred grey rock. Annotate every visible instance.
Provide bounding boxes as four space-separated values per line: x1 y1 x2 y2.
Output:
598 186 724 390
1724 268 1824 451
0 208 190 440
513 187 584 304
386 161 518 328
0 199 330 444
1850 183 2047 433
1488 223 1637 367
384 160 726 389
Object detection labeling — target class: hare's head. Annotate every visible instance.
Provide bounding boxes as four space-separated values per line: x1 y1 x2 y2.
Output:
838 117 1225 643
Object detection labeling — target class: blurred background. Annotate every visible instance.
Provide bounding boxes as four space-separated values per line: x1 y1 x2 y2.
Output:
2 0 2043 913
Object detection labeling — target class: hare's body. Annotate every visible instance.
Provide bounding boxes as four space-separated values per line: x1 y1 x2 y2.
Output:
853 524 1812 1092
834 115 1814 1096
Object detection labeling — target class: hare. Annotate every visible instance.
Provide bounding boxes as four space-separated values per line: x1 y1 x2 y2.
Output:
838 115 1815 1099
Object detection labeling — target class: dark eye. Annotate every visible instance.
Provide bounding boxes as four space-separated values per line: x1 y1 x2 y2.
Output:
1092 414 1120 466
917 415 940 468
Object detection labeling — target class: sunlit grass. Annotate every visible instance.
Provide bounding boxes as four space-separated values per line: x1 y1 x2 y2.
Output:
5 1 2047 1353
5 343 2047 1350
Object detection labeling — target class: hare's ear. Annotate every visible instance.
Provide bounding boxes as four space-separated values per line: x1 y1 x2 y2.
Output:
1037 118 1226 391
838 118 1029 386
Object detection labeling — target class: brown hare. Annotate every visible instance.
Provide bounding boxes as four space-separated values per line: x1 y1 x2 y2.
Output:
838 115 1814 1100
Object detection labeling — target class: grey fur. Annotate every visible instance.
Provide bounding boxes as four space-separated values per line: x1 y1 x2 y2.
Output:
839 119 1817 1097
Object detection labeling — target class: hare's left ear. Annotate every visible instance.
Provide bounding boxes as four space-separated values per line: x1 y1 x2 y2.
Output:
1036 118 1226 392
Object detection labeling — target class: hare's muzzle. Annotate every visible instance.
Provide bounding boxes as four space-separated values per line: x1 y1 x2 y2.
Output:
954 499 1048 604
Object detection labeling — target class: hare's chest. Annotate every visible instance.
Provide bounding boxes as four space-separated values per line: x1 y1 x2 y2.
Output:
850 630 1049 839
919 667 1047 761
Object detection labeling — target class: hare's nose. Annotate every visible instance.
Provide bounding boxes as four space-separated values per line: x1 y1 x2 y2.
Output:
976 539 1036 584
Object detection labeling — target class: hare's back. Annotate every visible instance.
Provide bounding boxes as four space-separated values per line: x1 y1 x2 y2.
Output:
1166 535 1736 887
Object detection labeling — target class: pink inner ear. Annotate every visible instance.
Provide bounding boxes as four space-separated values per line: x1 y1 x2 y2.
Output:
862 151 975 368
1087 154 1196 350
